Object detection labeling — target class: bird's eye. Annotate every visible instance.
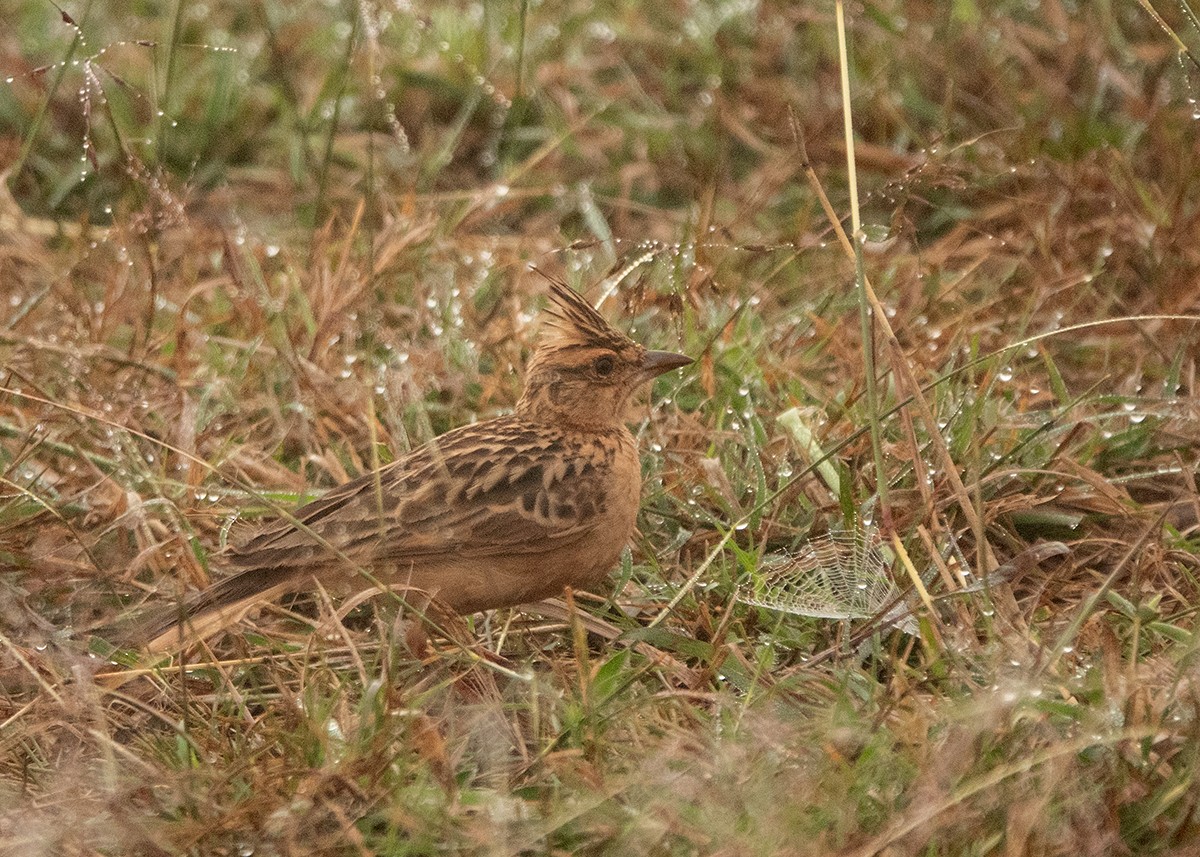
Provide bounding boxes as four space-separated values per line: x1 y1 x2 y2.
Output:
593 355 616 377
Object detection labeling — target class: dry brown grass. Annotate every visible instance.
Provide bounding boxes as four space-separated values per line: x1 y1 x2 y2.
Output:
1 1 1200 854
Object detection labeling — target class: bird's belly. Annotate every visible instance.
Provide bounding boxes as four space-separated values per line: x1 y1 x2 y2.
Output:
421 520 635 614
404 550 615 614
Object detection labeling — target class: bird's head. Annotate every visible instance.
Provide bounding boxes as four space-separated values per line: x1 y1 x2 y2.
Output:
516 277 691 428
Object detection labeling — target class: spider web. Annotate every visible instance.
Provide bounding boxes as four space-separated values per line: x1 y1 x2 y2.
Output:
737 529 897 620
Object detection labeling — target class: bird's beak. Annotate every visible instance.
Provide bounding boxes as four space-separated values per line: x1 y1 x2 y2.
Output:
641 350 693 379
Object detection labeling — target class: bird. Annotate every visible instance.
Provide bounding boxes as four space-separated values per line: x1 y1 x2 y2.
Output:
132 277 691 654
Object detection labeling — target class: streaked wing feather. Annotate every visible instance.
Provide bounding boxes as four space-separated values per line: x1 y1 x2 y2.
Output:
224 416 603 572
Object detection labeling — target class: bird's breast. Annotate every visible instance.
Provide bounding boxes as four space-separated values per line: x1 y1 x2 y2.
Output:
564 428 640 566
416 427 641 613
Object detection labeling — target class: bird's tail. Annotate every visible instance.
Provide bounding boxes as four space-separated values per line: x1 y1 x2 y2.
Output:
127 567 302 655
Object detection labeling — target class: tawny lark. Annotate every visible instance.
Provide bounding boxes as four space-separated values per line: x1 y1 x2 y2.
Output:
137 279 690 653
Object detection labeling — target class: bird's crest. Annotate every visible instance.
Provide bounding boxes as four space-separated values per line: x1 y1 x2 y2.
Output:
536 272 634 352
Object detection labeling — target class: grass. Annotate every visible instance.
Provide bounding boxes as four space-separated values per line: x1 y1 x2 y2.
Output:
2 0 1200 853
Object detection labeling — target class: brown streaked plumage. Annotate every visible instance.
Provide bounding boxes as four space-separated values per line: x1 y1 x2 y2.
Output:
135 278 691 653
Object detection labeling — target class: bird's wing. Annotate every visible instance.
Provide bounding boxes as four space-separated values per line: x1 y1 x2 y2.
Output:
223 418 606 573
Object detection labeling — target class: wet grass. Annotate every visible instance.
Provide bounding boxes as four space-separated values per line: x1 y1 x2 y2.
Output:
2 1 1200 853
